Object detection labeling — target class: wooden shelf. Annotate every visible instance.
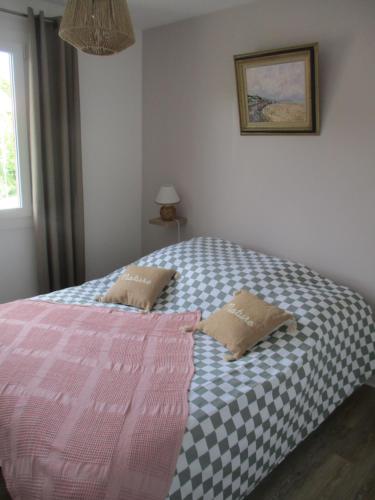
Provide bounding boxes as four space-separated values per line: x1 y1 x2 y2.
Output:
149 216 187 228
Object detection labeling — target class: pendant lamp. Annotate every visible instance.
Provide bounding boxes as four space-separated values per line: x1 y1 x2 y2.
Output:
59 0 135 56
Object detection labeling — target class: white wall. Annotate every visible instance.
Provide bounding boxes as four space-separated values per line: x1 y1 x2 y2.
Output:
142 0 375 309
0 0 143 301
79 36 143 280
0 219 37 302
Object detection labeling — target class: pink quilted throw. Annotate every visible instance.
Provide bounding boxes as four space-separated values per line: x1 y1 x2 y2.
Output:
0 300 200 500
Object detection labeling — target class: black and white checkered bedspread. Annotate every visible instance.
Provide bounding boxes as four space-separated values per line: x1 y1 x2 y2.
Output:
35 237 375 499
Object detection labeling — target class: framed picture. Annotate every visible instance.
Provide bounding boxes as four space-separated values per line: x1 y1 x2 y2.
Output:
234 43 320 135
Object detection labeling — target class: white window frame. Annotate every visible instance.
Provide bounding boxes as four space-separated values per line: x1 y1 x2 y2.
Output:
0 41 31 220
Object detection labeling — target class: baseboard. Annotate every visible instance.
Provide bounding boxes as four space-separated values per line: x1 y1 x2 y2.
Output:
366 376 375 388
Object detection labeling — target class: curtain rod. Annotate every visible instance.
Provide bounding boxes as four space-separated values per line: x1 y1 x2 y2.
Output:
0 7 57 23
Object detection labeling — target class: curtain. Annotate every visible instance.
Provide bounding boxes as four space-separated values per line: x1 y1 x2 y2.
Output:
27 8 85 294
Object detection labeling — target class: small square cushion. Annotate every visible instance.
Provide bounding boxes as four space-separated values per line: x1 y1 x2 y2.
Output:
97 265 176 311
196 289 295 360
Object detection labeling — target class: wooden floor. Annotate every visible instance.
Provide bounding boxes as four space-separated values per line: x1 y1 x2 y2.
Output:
1 385 374 500
246 385 375 500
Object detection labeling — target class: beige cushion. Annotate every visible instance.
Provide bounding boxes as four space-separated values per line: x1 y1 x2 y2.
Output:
97 265 176 311
196 289 295 360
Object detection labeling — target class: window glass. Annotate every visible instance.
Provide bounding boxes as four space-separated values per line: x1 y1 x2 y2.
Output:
0 50 21 210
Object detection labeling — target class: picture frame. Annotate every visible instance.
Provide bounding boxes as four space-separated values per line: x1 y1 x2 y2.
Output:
234 43 320 135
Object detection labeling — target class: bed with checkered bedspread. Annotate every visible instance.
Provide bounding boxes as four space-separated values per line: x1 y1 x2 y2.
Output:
35 237 375 499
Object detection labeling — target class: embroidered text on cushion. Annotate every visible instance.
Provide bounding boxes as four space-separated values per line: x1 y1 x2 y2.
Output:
98 265 176 311
196 289 295 360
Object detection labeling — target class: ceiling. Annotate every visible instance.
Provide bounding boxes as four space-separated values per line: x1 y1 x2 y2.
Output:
47 0 258 30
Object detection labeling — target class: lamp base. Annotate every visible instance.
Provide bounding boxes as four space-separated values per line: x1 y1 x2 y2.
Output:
160 205 176 221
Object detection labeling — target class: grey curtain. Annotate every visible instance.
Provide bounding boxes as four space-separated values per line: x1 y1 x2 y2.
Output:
27 8 85 294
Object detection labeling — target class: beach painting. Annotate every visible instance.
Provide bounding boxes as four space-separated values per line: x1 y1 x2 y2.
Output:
247 61 307 123
235 44 319 134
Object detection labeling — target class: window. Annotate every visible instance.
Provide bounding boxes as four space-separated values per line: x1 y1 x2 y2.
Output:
0 51 19 209
0 43 30 217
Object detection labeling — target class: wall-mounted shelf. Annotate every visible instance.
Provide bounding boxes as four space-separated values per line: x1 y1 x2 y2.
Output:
149 217 187 228
149 216 187 242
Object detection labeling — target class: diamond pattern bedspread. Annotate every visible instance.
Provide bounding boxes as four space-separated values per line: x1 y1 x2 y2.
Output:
36 237 375 499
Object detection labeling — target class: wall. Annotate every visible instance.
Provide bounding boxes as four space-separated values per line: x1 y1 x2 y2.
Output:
0 0 143 301
142 0 375 308
79 37 143 279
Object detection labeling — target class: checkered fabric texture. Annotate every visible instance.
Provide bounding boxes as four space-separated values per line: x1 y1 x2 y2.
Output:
35 237 375 499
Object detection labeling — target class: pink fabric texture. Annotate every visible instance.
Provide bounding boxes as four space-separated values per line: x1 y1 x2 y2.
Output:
0 300 200 500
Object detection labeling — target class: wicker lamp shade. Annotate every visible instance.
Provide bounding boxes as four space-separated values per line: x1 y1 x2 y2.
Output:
59 0 135 56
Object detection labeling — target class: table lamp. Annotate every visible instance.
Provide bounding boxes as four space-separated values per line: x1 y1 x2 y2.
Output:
155 185 180 221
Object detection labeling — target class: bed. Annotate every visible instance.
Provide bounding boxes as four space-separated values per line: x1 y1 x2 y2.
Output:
19 235 373 499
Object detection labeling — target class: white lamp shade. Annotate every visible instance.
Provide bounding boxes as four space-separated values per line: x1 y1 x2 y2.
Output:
155 185 181 205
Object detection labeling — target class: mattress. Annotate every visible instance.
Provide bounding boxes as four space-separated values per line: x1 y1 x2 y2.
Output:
35 237 375 499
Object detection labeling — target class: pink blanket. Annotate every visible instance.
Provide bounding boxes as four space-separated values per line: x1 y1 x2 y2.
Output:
0 300 199 500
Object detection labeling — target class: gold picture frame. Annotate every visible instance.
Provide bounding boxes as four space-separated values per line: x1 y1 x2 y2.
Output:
234 43 320 135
